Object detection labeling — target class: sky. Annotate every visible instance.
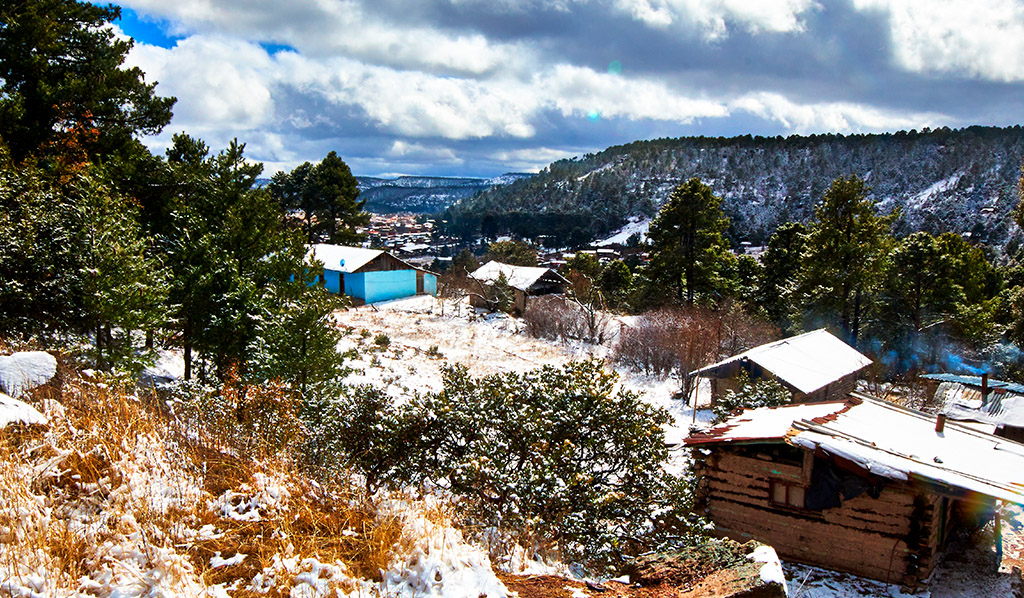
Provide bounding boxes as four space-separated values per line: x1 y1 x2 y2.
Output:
113 0 1024 178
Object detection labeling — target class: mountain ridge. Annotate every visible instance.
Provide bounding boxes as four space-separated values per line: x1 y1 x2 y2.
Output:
356 173 533 213
443 126 1024 254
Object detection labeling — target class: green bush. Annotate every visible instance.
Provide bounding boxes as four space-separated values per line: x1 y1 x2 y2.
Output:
711 370 790 424
319 360 697 569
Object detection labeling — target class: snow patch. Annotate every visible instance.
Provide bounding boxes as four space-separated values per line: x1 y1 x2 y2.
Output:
747 545 787 589
0 351 56 398
0 392 47 428
595 217 650 246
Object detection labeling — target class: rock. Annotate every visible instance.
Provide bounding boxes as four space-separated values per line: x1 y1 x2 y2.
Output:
0 392 47 429
0 351 57 398
625 539 788 597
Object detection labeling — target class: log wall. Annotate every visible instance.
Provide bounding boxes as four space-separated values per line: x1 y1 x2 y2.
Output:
694 445 941 587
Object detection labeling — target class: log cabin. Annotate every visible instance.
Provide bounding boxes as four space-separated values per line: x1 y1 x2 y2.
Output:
691 329 872 404
685 393 1024 590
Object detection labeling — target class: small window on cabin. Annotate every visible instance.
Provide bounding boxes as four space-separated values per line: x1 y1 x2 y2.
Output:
769 479 805 509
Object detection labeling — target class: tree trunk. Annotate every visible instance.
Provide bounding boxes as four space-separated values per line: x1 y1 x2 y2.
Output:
96 324 104 370
184 325 192 381
851 287 862 348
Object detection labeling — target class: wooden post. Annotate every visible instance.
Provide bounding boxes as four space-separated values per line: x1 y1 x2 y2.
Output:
996 501 1003 569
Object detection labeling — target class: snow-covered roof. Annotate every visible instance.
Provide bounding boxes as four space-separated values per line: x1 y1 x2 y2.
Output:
308 244 384 273
470 261 567 292
692 329 872 395
687 394 1024 505
686 401 851 445
922 373 1024 396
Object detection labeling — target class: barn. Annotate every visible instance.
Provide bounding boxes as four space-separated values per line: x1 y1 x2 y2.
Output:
468 261 568 314
309 244 436 305
691 329 872 404
685 394 1024 589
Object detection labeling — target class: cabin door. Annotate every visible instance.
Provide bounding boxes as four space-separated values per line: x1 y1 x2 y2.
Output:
416 271 424 294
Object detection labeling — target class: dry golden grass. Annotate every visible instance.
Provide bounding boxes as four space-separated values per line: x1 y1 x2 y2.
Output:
0 357 435 597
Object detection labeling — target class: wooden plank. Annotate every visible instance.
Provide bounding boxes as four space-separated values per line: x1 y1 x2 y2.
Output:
713 522 908 583
708 499 910 570
716 452 803 481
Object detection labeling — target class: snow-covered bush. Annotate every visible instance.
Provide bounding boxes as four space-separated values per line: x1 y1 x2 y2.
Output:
711 370 790 424
329 360 698 570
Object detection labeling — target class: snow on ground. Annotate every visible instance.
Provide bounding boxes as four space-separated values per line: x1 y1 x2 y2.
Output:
0 391 47 428
334 294 713 471
0 350 57 398
336 294 1024 597
595 217 650 246
906 173 963 211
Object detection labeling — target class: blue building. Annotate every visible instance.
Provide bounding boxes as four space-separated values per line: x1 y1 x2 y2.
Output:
309 244 437 304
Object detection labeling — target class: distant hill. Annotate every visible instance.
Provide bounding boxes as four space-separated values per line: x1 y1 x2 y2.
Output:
445 126 1024 255
356 173 533 214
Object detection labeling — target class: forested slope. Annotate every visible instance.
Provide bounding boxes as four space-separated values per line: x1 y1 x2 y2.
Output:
446 127 1024 253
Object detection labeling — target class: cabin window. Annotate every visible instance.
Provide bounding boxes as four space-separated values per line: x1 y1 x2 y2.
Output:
769 479 806 509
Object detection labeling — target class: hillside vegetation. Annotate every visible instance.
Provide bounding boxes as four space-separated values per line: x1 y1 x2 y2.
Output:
445 127 1024 253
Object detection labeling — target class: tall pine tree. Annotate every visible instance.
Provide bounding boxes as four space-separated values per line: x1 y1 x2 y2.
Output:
801 175 893 347
646 178 732 305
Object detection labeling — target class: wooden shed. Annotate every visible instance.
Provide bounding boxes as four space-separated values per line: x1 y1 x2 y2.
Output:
691 329 872 404
921 373 1024 443
309 244 437 305
685 394 1024 589
468 260 568 314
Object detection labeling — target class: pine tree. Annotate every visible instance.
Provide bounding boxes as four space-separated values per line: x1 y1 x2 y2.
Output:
646 178 732 305
77 173 168 371
756 222 806 332
801 175 893 346
269 151 367 244
0 0 174 164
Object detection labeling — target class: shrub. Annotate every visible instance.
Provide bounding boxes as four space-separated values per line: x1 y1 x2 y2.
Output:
523 295 585 341
373 333 390 349
711 370 790 424
614 304 777 398
329 360 696 569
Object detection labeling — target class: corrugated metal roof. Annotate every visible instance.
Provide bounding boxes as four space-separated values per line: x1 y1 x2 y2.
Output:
308 244 384 274
470 261 567 292
930 380 1024 428
921 373 1024 395
687 393 1024 504
692 329 872 395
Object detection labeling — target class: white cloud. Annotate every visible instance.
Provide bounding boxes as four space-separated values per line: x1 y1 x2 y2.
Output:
539 65 729 122
730 92 947 133
126 36 275 130
120 0 535 76
488 147 581 172
387 141 463 164
852 0 1024 82
613 0 818 38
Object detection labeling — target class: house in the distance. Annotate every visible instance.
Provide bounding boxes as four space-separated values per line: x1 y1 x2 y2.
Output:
685 394 1024 589
309 244 436 305
468 261 568 314
691 329 872 404
921 373 1024 443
